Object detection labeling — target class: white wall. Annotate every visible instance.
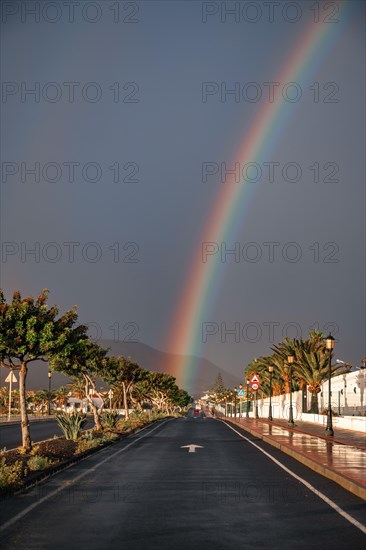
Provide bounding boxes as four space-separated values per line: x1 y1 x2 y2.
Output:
251 370 366 418
214 370 366 431
319 370 365 416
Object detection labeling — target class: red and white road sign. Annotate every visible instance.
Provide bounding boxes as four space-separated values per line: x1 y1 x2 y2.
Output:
250 374 260 391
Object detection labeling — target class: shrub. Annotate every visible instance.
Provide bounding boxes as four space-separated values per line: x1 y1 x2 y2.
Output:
130 409 143 419
17 446 28 455
101 411 119 431
30 444 41 456
76 431 118 453
28 455 52 471
55 411 87 440
117 419 132 432
0 457 24 490
76 436 99 454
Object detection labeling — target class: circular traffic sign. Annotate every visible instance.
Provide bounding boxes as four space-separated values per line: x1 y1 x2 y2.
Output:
251 382 259 391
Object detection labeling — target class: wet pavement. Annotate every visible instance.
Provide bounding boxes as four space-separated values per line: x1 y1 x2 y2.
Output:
223 416 366 499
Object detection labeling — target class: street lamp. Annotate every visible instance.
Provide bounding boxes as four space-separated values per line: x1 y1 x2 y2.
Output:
47 370 53 416
238 384 243 419
268 366 274 421
285 355 295 426
246 379 250 418
325 334 335 436
234 388 238 419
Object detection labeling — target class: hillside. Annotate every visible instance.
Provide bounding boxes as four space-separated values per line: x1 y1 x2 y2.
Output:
0 341 241 397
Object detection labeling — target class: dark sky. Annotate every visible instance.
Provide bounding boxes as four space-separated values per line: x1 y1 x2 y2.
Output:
1 1 365 388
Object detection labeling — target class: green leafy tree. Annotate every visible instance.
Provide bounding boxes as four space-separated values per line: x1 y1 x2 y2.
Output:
142 372 181 413
205 371 227 406
104 356 144 418
49 339 109 431
0 289 84 450
212 372 225 393
175 388 192 408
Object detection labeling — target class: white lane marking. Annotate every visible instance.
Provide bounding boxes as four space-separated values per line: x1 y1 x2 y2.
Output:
220 420 366 535
181 444 204 453
0 419 172 533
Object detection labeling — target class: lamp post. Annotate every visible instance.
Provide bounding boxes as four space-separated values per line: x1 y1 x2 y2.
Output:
268 366 274 421
234 388 237 419
325 334 335 436
286 355 295 426
47 371 53 416
246 379 250 418
254 389 259 419
239 384 243 419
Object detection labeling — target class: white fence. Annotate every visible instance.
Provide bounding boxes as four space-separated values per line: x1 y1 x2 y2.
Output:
215 370 366 432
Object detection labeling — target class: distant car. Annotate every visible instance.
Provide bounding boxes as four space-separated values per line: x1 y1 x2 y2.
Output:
193 409 200 416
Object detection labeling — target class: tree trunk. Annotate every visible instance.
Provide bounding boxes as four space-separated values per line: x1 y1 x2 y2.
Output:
83 375 102 431
19 363 31 450
123 382 129 418
309 391 319 414
89 398 103 431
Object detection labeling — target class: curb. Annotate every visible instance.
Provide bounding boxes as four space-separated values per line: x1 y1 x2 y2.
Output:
225 419 366 501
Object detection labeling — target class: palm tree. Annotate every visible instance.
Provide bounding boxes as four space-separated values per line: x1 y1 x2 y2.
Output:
54 386 69 410
246 355 291 396
294 348 328 413
32 389 50 414
276 333 342 413
69 378 86 400
244 332 345 415
109 383 124 409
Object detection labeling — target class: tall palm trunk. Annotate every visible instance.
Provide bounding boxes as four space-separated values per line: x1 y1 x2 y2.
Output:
309 391 319 414
19 363 31 450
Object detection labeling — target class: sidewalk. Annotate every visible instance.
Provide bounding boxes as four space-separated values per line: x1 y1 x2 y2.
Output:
222 416 366 500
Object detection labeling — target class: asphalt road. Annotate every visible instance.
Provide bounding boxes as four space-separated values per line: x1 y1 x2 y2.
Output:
1 415 365 549
0 417 95 449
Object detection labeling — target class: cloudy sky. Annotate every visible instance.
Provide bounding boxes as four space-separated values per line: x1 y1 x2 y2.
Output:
1 0 365 388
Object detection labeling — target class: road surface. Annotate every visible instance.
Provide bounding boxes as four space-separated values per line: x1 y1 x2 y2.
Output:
0 417 95 449
0 415 365 549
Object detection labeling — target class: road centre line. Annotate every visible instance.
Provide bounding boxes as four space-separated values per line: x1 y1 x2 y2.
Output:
220 420 366 535
0 419 172 533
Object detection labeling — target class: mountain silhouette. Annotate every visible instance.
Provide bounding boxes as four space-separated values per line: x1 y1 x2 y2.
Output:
0 341 241 397
99 340 242 396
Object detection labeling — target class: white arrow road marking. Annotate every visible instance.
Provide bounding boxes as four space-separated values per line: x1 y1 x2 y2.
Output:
180 444 204 453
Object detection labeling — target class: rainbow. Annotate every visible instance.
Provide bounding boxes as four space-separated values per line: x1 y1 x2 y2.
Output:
168 2 351 392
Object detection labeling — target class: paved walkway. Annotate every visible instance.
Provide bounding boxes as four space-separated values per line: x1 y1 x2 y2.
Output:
221 415 366 500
